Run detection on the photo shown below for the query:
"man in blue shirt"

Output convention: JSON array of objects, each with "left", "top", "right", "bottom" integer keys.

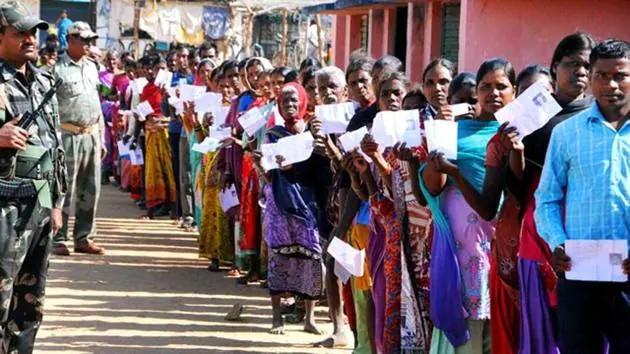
[
  {"left": 55, "top": 10, "right": 72, "bottom": 50},
  {"left": 535, "top": 39, "right": 630, "bottom": 354}
]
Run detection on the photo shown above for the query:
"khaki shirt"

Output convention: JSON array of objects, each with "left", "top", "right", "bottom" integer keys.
[{"left": 52, "top": 53, "right": 102, "bottom": 128}]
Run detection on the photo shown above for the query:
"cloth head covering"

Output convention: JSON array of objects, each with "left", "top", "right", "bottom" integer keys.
[
  {"left": 277, "top": 82, "right": 308, "bottom": 126},
  {"left": 244, "top": 57, "right": 273, "bottom": 94}
]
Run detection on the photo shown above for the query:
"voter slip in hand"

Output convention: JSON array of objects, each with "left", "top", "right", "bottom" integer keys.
[
  {"left": 495, "top": 81, "right": 562, "bottom": 139},
  {"left": 168, "top": 97, "right": 184, "bottom": 115},
  {"left": 134, "top": 101, "right": 154, "bottom": 122},
  {"left": 565, "top": 239, "right": 628, "bottom": 282},
  {"left": 424, "top": 120, "right": 458, "bottom": 160},
  {"left": 192, "top": 137, "right": 222, "bottom": 154},
  {"left": 129, "top": 147, "right": 144, "bottom": 166},
  {"left": 154, "top": 69, "right": 173, "bottom": 88},
  {"left": 315, "top": 102, "right": 356, "bottom": 134},
  {"left": 260, "top": 132, "right": 315, "bottom": 171},
  {"left": 338, "top": 126, "right": 372, "bottom": 162},
  {"left": 130, "top": 78, "right": 148, "bottom": 96},
  {"left": 194, "top": 92, "right": 223, "bottom": 114},
  {"left": 449, "top": 103, "right": 472, "bottom": 117},
  {"left": 179, "top": 84, "right": 205, "bottom": 102},
  {"left": 210, "top": 106, "right": 230, "bottom": 128},
  {"left": 219, "top": 184, "right": 240, "bottom": 212},
  {"left": 371, "top": 110, "right": 423, "bottom": 148},
  {"left": 117, "top": 140, "right": 131, "bottom": 157},
  {"left": 208, "top": 127, "right": 232, "bottom": 141},
  {"left": 238, "top": 107, "right": 267, "bottom": 137},
  {"left": 327, "top": 237, "right": 365, "bottom": 278}
]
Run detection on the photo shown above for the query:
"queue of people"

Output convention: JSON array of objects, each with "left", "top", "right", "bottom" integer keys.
[{"left": 88, "top": 31, "right": 630, "bottom": 354}]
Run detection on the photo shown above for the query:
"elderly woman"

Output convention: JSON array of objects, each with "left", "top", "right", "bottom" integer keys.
[{"left": 253, "top": 83, "right": 326, "bottom": 336}]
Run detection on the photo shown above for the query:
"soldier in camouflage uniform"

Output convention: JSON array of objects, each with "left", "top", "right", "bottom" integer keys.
[
  {"left": 0, "top": 2, "right": 67, "bottom": 352},
  {"left": 51, "top": 21, "right": 105, "bottom": 255}
]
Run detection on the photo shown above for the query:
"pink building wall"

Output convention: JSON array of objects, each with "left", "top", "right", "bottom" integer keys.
[{"left": 459, "top": 0, "right": 630, "bottom": 72}]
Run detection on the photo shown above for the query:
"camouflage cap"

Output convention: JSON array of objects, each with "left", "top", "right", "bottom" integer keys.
[
  {"left": 0, "top": 1, "right": 49, "bottom": 32},
  {"left": 67, "top": 21, "right": 97, "bottom": 39}
]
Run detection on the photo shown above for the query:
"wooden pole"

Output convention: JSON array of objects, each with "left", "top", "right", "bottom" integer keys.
[
  {"left": 280, "top": 9, "right": 288, "bottom": 66},
  {"left": 245, "top": 13, "right": 254, "bottom": 57},
  {"left": 133, "top": 0, "right": 141, "bottom": 59},
  {"left": 315, "top": 14, "right": 324, "bottom": 65},
  {"left": 303, "top": 15, "right": 309, "bottom": 61}
]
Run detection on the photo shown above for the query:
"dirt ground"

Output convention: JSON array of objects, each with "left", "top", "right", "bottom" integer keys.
[{"left": 36, "top": 185, "right": 353, "bottom": 354}]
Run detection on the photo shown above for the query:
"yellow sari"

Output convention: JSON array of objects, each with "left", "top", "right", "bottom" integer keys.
[
  {"left": 198, "top": 152, "right": 231, "bottom": 261},
  {"left": 145, "top": 120, "right": 177, "bottom": 210}
]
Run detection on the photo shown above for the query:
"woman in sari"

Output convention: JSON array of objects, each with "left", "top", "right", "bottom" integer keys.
[
  {"left": 252, "top": 82, "right": 325, "bottom": 336},
  {"left": 136, "top": 55, "right": 177, "bottom": 219},
  {"left": 357, "top": 71, "right": 431, "bottom": 353},
  {"left": 236, "top": 57, "right": 274, "bottom": 283},
  {"left": 201, "top": 68, "right": 236, "bottom": 270},
  {"left": 418, "top": 59, "right": 514, "bottom": 354}
]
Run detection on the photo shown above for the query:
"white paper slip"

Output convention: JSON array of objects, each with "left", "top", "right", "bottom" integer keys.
[
  {"left": 260, "top": 132, "right": 315, "bottom": 170},
  {"left": 209, "top": 127, "right": 232, "bottom": 141},
  {"left": 219, "top": 184, "right": 240, "bottom": 212},
  {"left": 335, "top": 260, "right": 352, "bottom": 284},
  {"left": 167, "top": 96, "right": 184, "bottom": 115},
  {"left": 238, "top": 107, "right": 267, "bottom": 137},
  {"left": 118, "top": 110, "right": 133, "bottom": 118},
  {"left": 178, "top": 78, "right": 187, "bottom": 87},
  {"left": 495, "top": 80, "right": 562, "bottom": 139},
  {"left": 180, "top": 84, "right": 205, "bottom": 102},
  {"left": 130, "top": 78, "right": 148, "bottom": 95},
  {"left": 117, "top": 140, "right": 131, "bottom": 156},
  {"left": 134, "top": 101, "right": 154, "bottom": 122},
  {"left": 210, "top": 105, "right": 230, "bottom": 127},
  {"left": 154, "top": 69, "right": 173, "bottom": 88},
  {"left": 450, "top": 103, "right": 471, "bottom": 117},
  {"left": 194, "top": 92, "right": 223, "bottom": 114},
  {"left": 327, "top": 237, "right": 365, "bottom": 277},
  {"left": 272, "top": 105, "right": 284, "bottom": 127},
  {"left": 425, "top": 120, "right": 458, "bottom": 160},
  {"left": 338, "top": 126, "right": 368, "bottom": 152},
  {"left": 371, "top": 110, "right": 423, "bottom": 148},
  {"left": 166, "top": 87, "right": 178, "bottom": 98},
  {"left": 129, "top": 147, "right": 144, "bottom": 166},
  {"left": 315, "top": 102, "right": 356, "bottom": 134},
  {"left": 192, "top": 137, "right": 221, "bottom": 154},
  {"left": 565, "top": 239, "right": 628, "bottom": 282}
]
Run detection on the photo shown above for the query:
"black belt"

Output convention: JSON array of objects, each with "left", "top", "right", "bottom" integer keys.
[{"left": 0, "top": 178, "right": 37, "bottom": 199}]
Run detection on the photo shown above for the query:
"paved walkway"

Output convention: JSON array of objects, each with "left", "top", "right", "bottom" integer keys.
[{"left": 36, "top": 185, "right": 352, "bottom": 354}]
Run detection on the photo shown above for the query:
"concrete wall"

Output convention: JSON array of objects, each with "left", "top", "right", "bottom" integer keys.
[{"left": 459, "top": 0, "right": 630, "bottom": 72}]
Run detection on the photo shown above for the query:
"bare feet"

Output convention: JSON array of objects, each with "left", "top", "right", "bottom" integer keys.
[
  {"left": 269, "top": 315, "right": 285, "bottom": 335},
  {"left": 313, "top": 332, "right": 350, "bottom": 348},
  {"left": 303, "top": 321, "right": 324, "bottom": 335}
]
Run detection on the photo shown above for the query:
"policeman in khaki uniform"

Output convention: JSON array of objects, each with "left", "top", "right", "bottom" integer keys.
[
  {"left": 0, "top": 2, "right": 67, "bottom": 352},
  {"left": 51, "top": 21, "right": 105, "bottom": 255}
]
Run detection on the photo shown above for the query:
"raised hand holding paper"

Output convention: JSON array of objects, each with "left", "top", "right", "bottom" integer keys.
[
  {"left": 425, "top": 120, "right": 458, "bottom": 160},
  {"left": 209, "top": 127, "right": 232, "bottom": 141},
  {"left": 371, "top": 110, "right": 422, "bottom": 148},
  {"left": 168, "top": 97, "right": 184, "bottom": 115},
  {"left": 565, "top": 240, "right": 628, "bottom": 282},
  {"left": 117, "top": 140, "right": 131, "bottom": 156},
  {"left": 210, "top": 106, "right": 230, "bottom": 127},
  {"left": 495, "top": 81, "right": 561, "bottom": 139},
  {"left": 238, "top": 107, "right": 267, "bottom": 136},
  {"left": 314, "top": 102, "right": 356, "bottom": 134}
]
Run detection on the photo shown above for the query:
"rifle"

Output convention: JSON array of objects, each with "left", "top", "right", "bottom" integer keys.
[{"left": 0, "top": 79, "right": 63, "bottom": 179}]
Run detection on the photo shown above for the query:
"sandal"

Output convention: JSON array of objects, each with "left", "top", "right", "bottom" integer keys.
[
  {"left": 207, "top": 258, "right": 221, "bottom": 272},
  {"left": 227, "top": 268, "right": 241, "bottom": 277},
  {"left": 225, "top": 303, "right": 244, "bottom": 321}
]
